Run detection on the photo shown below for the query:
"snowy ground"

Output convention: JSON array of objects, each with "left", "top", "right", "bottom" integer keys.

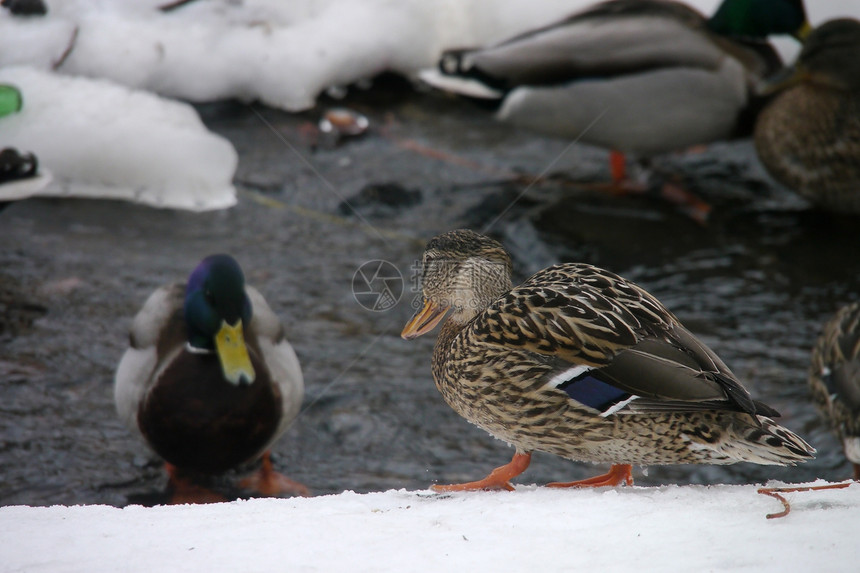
[{"left": 1, "top": 483, "right": 858, "bottom": 572}]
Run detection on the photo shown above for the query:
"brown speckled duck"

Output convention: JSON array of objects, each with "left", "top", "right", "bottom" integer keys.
[
  {"left": 754, "top": 18, "right": 860, "bottom": 213},
  {"left": 810, "top": 302, "right": 860, "bottom": 480},
  {"left": 115, "top": 254, "right": 308, "bottom": 502},
  {"left": 402, "top": 229, "right": 814, "bottom": 491}
]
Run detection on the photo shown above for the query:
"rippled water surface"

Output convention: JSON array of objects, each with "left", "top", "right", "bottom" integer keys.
[{"left": 2, "top": 79, "right": 859, "bottom": 506}]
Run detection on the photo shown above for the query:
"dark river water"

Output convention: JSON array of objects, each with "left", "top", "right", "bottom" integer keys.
[{"left": 2, "top": 77, "right": 858, "bottom": 506}]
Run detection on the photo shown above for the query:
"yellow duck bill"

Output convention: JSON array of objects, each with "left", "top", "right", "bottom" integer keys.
[
  {"left": 401, "top": 299, "right": 449, "bottom": 340},
  {"left": 215, "top": 320, "right": 256, "bottom": 385}
]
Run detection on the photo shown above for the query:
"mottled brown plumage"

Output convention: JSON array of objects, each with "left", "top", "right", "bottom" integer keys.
[
  {"left": 810, "top": 302, "right": 860, "bottom": 480},
  {"left": 403, "top": 230, "right": 814, "bottom": 491},
  {"left": 754, "top": 18, "right": 860, "bottom": 213}
]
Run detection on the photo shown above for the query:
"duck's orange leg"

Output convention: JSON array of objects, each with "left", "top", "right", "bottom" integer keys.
[
  {"left": 546, "top": 463, "right": 633, "bottom": 488},
  {"left": 239, "top": 451, "right": 311, "bottom": 497},
  {"left": 593, "top": 150, "right": 711, "bottom": 224},
  {"left": 165, "top": 463, "right": 227, "bottom": 505},
  {"left": 432, "top": 452, "right": 532, "bottom": 492},
  {"left": 609, "top": 150, "right": 628, "bottom": 187},
  {"left": 586, "top": 150, "right": 646, "bottom": 194},
  {"left": 597, "top": 151, "right": 641, "bottom": 193}
]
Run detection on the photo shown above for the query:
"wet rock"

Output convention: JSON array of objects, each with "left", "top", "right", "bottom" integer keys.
[
  {"left": 337, "top": 182, "right": 421, "bottom": 217},
  {"left": 0, "top": 360, "right": 45, "bottom": 384},
  {"left": 459, "top": 184, "right": 541, "bottom": 229},
  {"left": 0, "top": 273, "right": 47, "bottom": 341}
]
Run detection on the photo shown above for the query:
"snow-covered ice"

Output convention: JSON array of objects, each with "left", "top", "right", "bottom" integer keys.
[
  {"left": 0, "top": 66, "right": 237, "bottom": 211},
  {"left": 0, "top": 0, "right": 583, "bottom": 111},
  {"left": 1, "top": 483, "right": 857, "bottom": 572}
]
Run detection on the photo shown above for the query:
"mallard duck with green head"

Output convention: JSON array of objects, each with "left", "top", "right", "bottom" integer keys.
[
  {"left": 115, "top": 254, "right": 308, "bottom": 502},
  {"left": 754, "top": 18, "right": 860, "bottom": 213},
  {"left": 421, "top": 0, "right": 809, "bottom": 189},
  {"left": 810, "top": 302, "right": 860, "bottom": 480},
  {"left": 402, "top": 229, "right": 814, "bottom": 491}
]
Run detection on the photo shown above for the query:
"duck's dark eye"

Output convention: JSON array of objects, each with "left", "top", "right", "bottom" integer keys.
[{"left": 205, "top": 290, "right": 215, "bottom": 305}]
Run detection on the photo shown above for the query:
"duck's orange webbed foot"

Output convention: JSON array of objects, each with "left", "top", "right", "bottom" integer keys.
[
  {"left": 658, "top": 181, "right": 711, "bottom": 225},
  {"left": 546, "top": 463, "right": 634, "bottom": 488},
  {"left": 585, "top": 151, "right": 711, "bottom": 224},
  {"left": 431, "top": 452, "right": 532, "bottom": 492},
  {"left": 239, "top": 451, "right": 311, "bottom": 497},
  {"left": 164, "top": 463, "right": 227, "bottom": 505}
]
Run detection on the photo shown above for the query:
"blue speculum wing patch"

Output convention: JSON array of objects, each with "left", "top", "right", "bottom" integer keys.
[{"left": 558, "top": 374, "right": 631, "bottom": 412}]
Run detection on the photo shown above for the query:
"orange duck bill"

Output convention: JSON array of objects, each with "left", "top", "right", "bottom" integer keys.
[{"left": 401, "top": 299, "right": 449, "bottom": 340}]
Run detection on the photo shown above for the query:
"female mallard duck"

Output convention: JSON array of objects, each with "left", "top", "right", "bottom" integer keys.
[
  {"left": 754, "top": 18, "right": 860, "bottom": 213},
  {"left": 421, "top": 0, "right": 808, "bottom": 186},
  {"left": 402, "top": 229, "right": 814, "bottom": 491},
  {"left": 810, "top": 302, "right": 860, "bottom": 480},
  {"left": 115, "top": 254, "right": 308, "bottom": 501}
]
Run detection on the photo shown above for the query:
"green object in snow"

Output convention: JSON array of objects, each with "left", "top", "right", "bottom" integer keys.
[{"left": 0, "top": 84, "right": 23, "bottom": 117}]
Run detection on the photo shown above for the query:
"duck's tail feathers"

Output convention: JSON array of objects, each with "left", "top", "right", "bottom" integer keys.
[
  {"left": 418, "top": 68, "right": 503, "bottom": 100},
  {"left": 728, "top": 416, "right": 816, "bottom": 466}
]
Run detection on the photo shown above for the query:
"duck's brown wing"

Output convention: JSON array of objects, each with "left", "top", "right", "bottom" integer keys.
[{"left": 467, "top": 263, "right": 766, "bottom": 419}]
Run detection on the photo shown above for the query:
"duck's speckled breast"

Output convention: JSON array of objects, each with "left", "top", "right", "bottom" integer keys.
[{"left": 433, "top": 318, "right": 591, "bottom": 453}]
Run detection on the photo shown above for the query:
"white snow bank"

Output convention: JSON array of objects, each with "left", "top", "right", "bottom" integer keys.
[
  {"left": 0, "top": 0, "right": 582, "bottom": 112},
  {"left": 0, "top": 66, "right": 237, "bottom": 210},
  {"left": 1, "top": 483, "right": 857, "bottom": 572},
  {"left": 0, "top": 1, "right": 853, "bottom": 112}
]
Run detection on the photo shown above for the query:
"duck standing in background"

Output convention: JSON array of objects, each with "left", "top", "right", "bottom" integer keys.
[
  {"left": 810, "top": 302, "right": 860, "bottom": 480},
  {"left": 754, "top": 18, "right": 860, "bottom": 213},
  {"left": 115, "top": 254, "right": 308, "bottom": 502},
  {"left": 402, "top": 229, "right": 814, "bottom": 491},
  {"left": 421, "top": 0, "right": 809, "bottom": 193}
]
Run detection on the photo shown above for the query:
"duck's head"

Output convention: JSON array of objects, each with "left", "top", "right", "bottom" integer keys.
[
  {"left": 795, "top": 19, "right": 860, "bottom": 90},
  {"left": 401, "top": 229, "right": 512, "bottom": 340},
  {"left": 708, "top": 0, "right": 810, "bottom": 41},
  {"left": 761, "top": 19, "right": 860, "bottom": 95},
  {"left": 184, "top": 254, "right": 256, "bottom": 385}
]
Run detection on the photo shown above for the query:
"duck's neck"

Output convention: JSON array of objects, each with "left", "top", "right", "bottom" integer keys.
[
  {"left": 431, "top": 288, "right": 512, "bottom": 383},
  {"left": 432, "top": 317, "right": 466, "bottom": 383},
  {"left": 430, "top": 263, "right": 513, "bottom": 380}
]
